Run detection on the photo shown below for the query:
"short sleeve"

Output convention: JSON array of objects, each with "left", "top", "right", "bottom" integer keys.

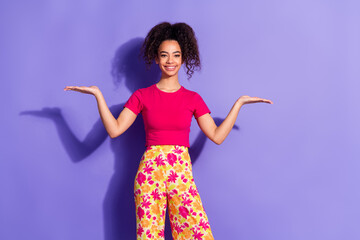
[
  {"left": 193, "top": 93, "right": 211, "bottom": 119},
  {"left": 124, "top": 90, "right": 143, "bottom": 115}
]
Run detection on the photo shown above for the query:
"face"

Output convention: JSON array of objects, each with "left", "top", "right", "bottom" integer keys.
[{"left": 155, "top": 40, "right": 182, "bottom": 77}]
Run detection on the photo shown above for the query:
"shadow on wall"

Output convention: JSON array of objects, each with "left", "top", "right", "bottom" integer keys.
[{"left": 20, "top": 37, "right": 222, "bottom": 240}]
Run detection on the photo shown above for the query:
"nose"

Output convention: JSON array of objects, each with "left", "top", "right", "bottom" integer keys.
[{"left": 166, "top": 56, "right": 174, "bottom": 63}]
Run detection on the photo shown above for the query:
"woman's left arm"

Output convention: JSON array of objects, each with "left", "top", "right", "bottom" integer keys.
[{"left": 196, "top": 96, "right": 273, "bottom": 145}]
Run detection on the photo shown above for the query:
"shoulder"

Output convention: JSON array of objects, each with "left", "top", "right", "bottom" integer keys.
[
  {"left": 181, "top": 87, "right": 205, "bottom": 103},
  {"left": 181, "top": 87, "right": 201, "bottom": 98},
  {"left": 133, "top": 84, "right": 155, "bottom": 97}
]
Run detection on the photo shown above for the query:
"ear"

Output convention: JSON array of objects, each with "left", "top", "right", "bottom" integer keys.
[{"left": 155, "top": 56, "right": 159, "bottom": 64}]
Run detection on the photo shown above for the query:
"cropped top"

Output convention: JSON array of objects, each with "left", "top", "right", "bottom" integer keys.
[{"left": 124, "top": 84, "right": 211, "bottom": 147}]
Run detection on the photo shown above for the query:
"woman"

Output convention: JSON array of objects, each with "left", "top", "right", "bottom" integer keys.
[{"left": 65, "top": 22, "right": 272, "bottom": 240}]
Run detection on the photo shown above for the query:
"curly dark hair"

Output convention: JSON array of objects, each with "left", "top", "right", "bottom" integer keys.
[{"left": 141, "top": 22, "right": 201, "bottom": 79}]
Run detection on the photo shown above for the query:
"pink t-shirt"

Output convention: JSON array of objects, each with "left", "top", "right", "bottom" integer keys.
[{"left": 124, "top": 84, "right": 211, "bottom": 147}]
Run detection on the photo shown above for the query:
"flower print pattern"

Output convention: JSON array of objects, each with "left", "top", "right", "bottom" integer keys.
[
  {"left": 179, "top": 206, "right": 190, "bottom": 219},
  {"left": 143, "top": 163, "right": 155, "bottom": 174},
  {"left": 168, "top": 170, "right": 179, "bottom": 183},
  {"left": 182, "top": 197, "right": 193, "bottom": 207},
  {"left": 189, "top": 185, "right": 198, "bottom": 197},
  {"left": 141, "top": 198, "right": 151, "bottom": 209},
  {"left": 137, "top": 224, "right": 144, "bottom": 236},
  {"left": 134, "top": 145, "right": 214, "bottom": 240},
  {"left": 154, "top": 155, "right": 165, "bottom": 167},
  {"left": 167, "top": 153, "right": 177, "bottom": 166},
  {"left": 193, "top": 229, "right": 205, "bottom": 240},
  {"left": 151, "top": 188, "right": 161, "bottom": 201},
  {"left": 173, "top": 146, "right": 184, "bottom": 155},
  {"left": 136, "top": 172, "right": 146, "bottom": 186},
  {"left": 137, "top": 206, "right": 145, "bottom": 220},
  {"left": 199, "top": 218, "right": 210, "bottom": 231}
]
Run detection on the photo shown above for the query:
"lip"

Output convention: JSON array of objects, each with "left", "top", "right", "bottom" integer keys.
[{"left": 164, "top": 66, "right": 177, "bottom": 71}]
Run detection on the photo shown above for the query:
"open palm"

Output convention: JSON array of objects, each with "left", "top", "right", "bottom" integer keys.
[
  {"left": 64, "top": 85, "right": 100, "bottom": 95},
  {"left": 238, "top": 95, "right": 273, "bottom": 105}
]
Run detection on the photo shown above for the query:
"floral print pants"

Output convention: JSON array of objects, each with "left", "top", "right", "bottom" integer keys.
[{"left": 134, "top": 145, "right": 214, "bottom": 240}]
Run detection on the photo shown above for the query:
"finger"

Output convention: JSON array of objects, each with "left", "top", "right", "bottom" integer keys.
[
  {"left": 252, "top": 97, "right": 271, "bottom": 103},
  {"left": 64, "top": 86, "right": 78, "bottom": 91},
  {"left": 250, "top": 99, "right": 272, "bottom": 104},
  {"left": 65, "top": 86, "right": 85, "bottom": 91},
  {"left": 263, "top": 99, "right": 273, "bottom": 104}
]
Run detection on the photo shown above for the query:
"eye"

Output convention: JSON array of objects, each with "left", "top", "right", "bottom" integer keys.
[
  {"left": 160, "top": 54, "right": 167, "bottom": 58},
  {"left": 175, "top": 54, "right": 181, "bottom": 58}
]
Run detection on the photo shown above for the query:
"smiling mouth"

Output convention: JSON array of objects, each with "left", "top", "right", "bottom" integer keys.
[{"left": 164, "top": 66, "right": 176, "bottom": 71}]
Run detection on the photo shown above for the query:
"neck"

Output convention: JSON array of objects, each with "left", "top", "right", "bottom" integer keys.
[{"left": 157, "top": 74, "right": 181, "bottom": 89}]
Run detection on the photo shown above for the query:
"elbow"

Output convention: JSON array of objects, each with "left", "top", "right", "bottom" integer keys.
[
  {"left": 213, "top": 137, "right": 224, "bottom": 145},
  {"left": 109, "top": 134, "right": 117, "bottom": 139},
  {"left": 211, "top": 131, "right": 224, "bottom": 145},
  {"left": 108, "top": 126, "right": 126, "bottom": 139},
  {"left": 215, "top": 140, "right": 223, "bottom": 145},
  {"left": 109, "top": 131, "right": 120, "bottom": 139}
]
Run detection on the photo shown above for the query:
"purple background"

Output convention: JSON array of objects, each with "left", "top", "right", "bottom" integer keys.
[{"left": 1, "top": 0, "right": 360, "bottom": 239}]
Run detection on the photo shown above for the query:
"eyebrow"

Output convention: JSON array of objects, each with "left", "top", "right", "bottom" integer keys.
[{"left": 159, "top": 51, "right": 181, "bottom": 54}]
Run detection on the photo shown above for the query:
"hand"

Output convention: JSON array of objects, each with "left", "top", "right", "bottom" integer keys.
[
  {"left": 64, "top": 86, "right": 100, "bottom": 96},
  {"left": 237, "top": 95, "right": 273, "bottom": 105}
]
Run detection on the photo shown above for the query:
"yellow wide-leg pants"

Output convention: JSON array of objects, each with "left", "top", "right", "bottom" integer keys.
[{"left": 134, "top": 145, "right": 214, "bottom": 240}]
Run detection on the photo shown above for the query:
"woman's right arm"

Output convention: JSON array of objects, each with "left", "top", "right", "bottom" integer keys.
[{"left": 64, "top": 86, "right": 137, "bottom": 138}]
